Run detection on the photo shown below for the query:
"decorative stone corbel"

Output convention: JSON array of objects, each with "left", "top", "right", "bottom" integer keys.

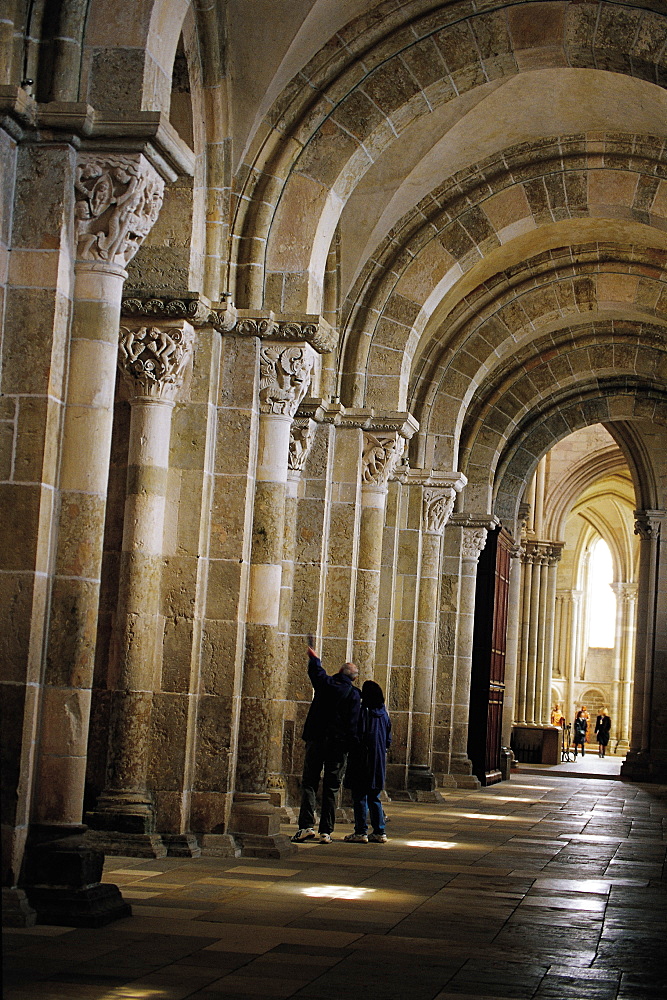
[
  {"left": 118, "top": 322, "right": 195, "bottom": 401},
  {"left": 75, "top": 154, "right": 165, "bottom": 266}
]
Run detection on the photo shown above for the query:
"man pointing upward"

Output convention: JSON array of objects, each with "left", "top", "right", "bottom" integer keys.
[{"left": 292, "top": 644, "right": 360, "bottom": 844}]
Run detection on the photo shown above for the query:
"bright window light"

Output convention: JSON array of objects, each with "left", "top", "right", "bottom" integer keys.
[
  {"left": 587, "top": 538, "right": 616, "bottom": 648},
  {"left": 301, "top": 885, "right": 375, "bottom": 900},
  {"left": 405, "top": 840, "right": 457, "bottom": 849}
]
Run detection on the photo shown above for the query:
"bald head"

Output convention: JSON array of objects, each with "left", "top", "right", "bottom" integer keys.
[{"left": 339, "top": 661, "right": 358, "bottom": 681}]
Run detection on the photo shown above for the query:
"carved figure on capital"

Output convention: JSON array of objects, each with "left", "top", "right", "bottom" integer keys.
[
  {"left": 259, "top": 345, "right": 313, "bottom": 417},
  {"left": 118, "top": 324, "right": 194, "bottom": 400},
  {"left": 461, "top": 527, "right": 487, "bottom": 561},
  {"left": 75, "top": 154, "right": 164, "bottom": 266},
  {"left": 423, "top": 488, "right": 456, "bottom": 535},
  {"left": 362, "top": 432, "right": 405, "bottom": 487},
  {"left": 288, "top": 421, "right": 315, "bottom": 473}
]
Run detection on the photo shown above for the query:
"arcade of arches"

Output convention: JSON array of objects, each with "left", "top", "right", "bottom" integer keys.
[{"left": 2, "top": 0, "right": 667, "bottom": 927}]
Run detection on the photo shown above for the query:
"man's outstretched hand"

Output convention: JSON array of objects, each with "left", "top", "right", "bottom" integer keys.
[{"left": 307, "top": 645, "right": 317, "bottom": 658}]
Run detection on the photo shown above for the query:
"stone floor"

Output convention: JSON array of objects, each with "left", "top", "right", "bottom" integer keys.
[{"left": 4, "top": 771, "right": 667, "bottom": 1000}]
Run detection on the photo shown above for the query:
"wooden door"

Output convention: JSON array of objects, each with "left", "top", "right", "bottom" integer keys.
[{"left": 467, "top": 526, "right": 512, "bottom": 785}]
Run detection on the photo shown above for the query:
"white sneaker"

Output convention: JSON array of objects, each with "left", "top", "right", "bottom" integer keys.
[
  {"left": 291, "top": 828, "right": 316, "bottom": 843},
  {"left": 368, "top": 832, "right": 387, "bottom": 843},
  {"left": 319, "top": 832, "right": 332, "bottom": 843},
  {"left": 344, "top": 833, "right": 368, "bottom": 843}
]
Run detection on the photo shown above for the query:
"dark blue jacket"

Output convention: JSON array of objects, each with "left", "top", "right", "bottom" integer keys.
[
  {"left": 345, "top": 704, "right": 392, "bottom": 790},
  {"left": 301, "top": 655, "right": 361, "bottom": 746}
]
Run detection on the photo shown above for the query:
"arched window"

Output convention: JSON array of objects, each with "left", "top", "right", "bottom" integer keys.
[{"left": 587, "top": 538, "right": 616, "bottom": 648}]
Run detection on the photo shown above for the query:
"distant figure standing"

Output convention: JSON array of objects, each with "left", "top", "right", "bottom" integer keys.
[
  {"left": 551, "top": 703, "right": 564, "bottom": 727},
  {"left": 292, "top": 645, "right": 360, "bottom": 844},
  {"left": 580, "top": 704, "right": 591, "bottom": 742},
  {"left": 343, "top": 680, "right": 392, "bottom": 844},
  {"left": 595, "top": 709, "right": 612, "bottom": 758},
  {"left": 573, "top": 710, "right": 588, "bottom": 758}
]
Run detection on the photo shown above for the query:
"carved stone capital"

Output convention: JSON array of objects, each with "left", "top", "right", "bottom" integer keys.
[
  {"left": 118, "top": 322, "right": 195, "bottom": 400},
  {"left": 288, "top": 419, "right": 316, "bottom": 473},
  {"left": 259, "top": 343, "right": 314, "bottom": 417},
  {"left": 461, "top": 527, "right": 487, "bottom": 561},
  {"left": 236, "top": 311, "right": 337, "bottom": 354},
  {"left": 610, "top": 581, "right": 638, "bottom": 605},
  {"left": 362, "top": 432, "right": 406, "bottom": 488},
  {"left": 75, "top": 153, "right": 164, "bottom": 266},
  {"left": 423, "top": 488, "right": 456, "bottom": 535},
  {"left": 634, "top": 510, "right": 665, "bottom": 541},
  {"left": 122, "top": 291, "right": 237, "bottom": 332}
]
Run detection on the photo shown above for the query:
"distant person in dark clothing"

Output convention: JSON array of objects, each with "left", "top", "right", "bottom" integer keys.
[
  {"left": 292, "top": 645, "right": 360, "bottom": 844},
  {"left": 344, "top": 680, "right": 392, "bottom": 843},
  {"left": 573, "top": 710, "right": 588, "bottom": 758},
  {"left": 595, "top": 708, "right": 612, "bottom": 757}
]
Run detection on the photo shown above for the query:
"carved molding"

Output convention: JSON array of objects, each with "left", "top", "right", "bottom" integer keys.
[
  {"left": 288, "top": 420, "right": 316, "bottom": 472},
  {"left": 362, "top": 432, "right": 405, "bottom": 487},
  {"left": 423, "top": 488, "right": 456, "bottom": 535},
  {"left": 75, "top": 154, "right": 164, "bottom": 265},
  {"left": 461, "top": 527, "right": 487, "bottom": 561},
  {"left": 118, "top": 323, "right": 194, "bottom": 400},
  {"left": 259, "top": 344, "right": 314, "bottom": 417},
  {"left": 122, "top": 292, "right": 237, "bottom": 332},
  {"left": 236, "top": 311, "right": 337, "bottom": 354}
]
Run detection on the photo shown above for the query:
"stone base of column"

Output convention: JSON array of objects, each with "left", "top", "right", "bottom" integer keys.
[
  {"left": 200, "top": 834, "right": 241, "bottom": 858},
  {"left": 27, "top": 883, "right": 131, "bottom": 928},
  {"left": 84, "top": 830, "right": 167, "bottom": 857},
  {"left": 407, "top": 765, "right": 437, "bottom": 792},
  {"left": 449, "top": 755, "right": 482, "bottom": 789},
  {"left": 85, "top": 791, "right": 167, "bottom": 856},
  {"left": 20, "top": 825, "right": 131, "bottom": 927},
  {"left": 2, "top": 887, "right": 37, "bottom": 927},
  {"left": 621, "top": 750, "right": 667, "bottom": 783},
  {"left": 162, "top": 834, "right": 202, "bottom": 857},
  {"left": 228, "top": 793, "right": 297, "bottom": 858}
]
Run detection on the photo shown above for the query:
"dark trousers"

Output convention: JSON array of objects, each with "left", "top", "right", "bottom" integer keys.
[
  {"left": 352, "top": 786, "right": 384, "bottom": 835},
  {"left": 297, "top": 739, "right": 347, "bottom": 834}
]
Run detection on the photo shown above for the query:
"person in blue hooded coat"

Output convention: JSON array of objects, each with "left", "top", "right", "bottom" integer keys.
[{"left": 344, "top": 680, "right": 392, "bottom": 843}]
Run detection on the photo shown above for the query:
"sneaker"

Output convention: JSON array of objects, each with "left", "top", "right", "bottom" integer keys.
[
  {"left": 291, "top": 828, "right": 316, "bottom": 843},
  {"left": 319, "top": 832, "right": 332, "bottom": 844},
  {"left": 368, "top": 832, "right": 387, "bottom": 843},
  {"left": 344, "top": 832, "right": 368, "bottom": 843}
]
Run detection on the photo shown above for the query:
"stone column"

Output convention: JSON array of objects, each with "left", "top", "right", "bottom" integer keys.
[
  {"left": 501, "top": 542, "right": 523, "bottom": 749},
  {"left": 87, "top": 320, "right": 194, "bottom": 855},
  {"left": 524, "top": 546, "right": 545, "bottom": 725},
  {"left": 407, "top": 485, "right": 456, "bottom": 794},
  {"left": 614, "top": 583, "right": 637, "bottom": 748},
  {"left": 540, "top": 545, "right": 563, "bottom": 725},
  {"left": 446, "top": 515, "right": 495, "bottom": 788},
  {"left": 266, "top": 415, "right": 317, "bottom": 805},
  {"left": 534, "top": 551, "right": 549, "bottom": 724},
  {"left": 230, "top": 340, "right": 314, "bottom": 856},
  {"left": 24, "top": 154, "right": 163, "bottom": 924},
  {"left": 353, "top": 419, "right": 417, "bottom": 682},
  {"left": 515, "top": 550, "right": 533, "bottom": 725},
  {"left": 622, "top": 511, "right": 665, "bottom": 780}
]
